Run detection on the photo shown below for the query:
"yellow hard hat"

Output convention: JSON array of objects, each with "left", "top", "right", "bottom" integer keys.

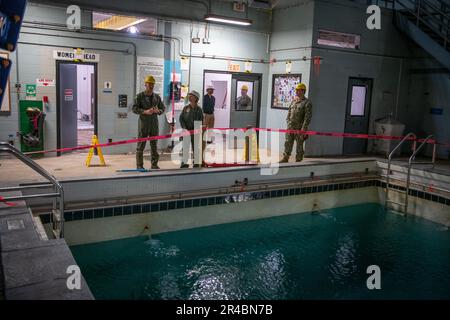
[
  {"left": 241, "top": 85, "right": 249, "bottom": 91},
  {"left": 296, "top": 83, "right": 307, "bottom": 91},
  {"left": 144, "top": 75, "right": 156, "bottom": 84}
]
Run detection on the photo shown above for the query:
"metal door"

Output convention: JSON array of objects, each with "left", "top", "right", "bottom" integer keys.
[
  {"left": 230, "top": 75, "right": 260, "bottom": 129},
  {"left": 343, "top": 78, "right": 373, "bottom": 155},
  {"left": 58, "top": 63, "right": 78, "bottom": 151},
  {"left": 228, "top": 74, "right": 261, "bottom": 149}
]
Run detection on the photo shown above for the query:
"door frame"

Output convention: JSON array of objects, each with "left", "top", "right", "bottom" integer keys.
[
  {"left": 342, "top": 77, "right": 374, "bottom": 155},
  {"left": 56, "top": 60, "right": 98, "bottom": 156},
  {"left": 203, "top": 70, "right": 263, "bottom": 128}
]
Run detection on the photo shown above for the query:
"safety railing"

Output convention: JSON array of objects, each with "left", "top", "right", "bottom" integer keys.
[
  {"left": 385, "top": 132, "right": 437, "bottom": 214},
  {"left": 405, "top": 134, "right": 436, "bottom": 213},
  {"left": 0, "top": 142, "right": 64, "bottom": 238},
  {"left": 385, "top": 132, "right": 416, "bottom": 211},
  {"left": 394, "top": 0, "right": 449, "bottom": 48}
]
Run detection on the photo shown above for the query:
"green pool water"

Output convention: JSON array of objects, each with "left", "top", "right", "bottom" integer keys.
[{"left": 70, "top": 203, "right": 450, "bottom": 300}]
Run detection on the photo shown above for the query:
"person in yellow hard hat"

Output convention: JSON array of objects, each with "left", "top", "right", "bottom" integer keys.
[
  {"left": 236, "top": 84, "right": 252, "bottom": 111},
  {"left": 132, "top": 75, "right": 165, "bottom": 169},
  {"left": 280, "top": 83, "right": 312, "bottom": 163},
  {"left": 179, "top": 90, "right": 205, "bottom": 168}
]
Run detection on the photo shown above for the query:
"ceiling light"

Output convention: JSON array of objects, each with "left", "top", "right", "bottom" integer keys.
[
  {"left": 204, "top": 14, "right": 252, "bottom": 26},
  {"left": 128, "top": 26, "right": 139, "bottom": 34},
  {"left": 116, "top": 18, "right": 147, "bottom": 31}
]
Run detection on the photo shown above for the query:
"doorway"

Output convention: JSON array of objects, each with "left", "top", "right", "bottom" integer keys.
[
  {"left": 343, "top": 77, "right": 373, "bottom": 155},
  {"left": 56, "top": 61, "right": 97, "bottom": 155},
  {"left": 203, "top": 71, "right": 262, "bottom": 129},
  {"left": 230, "top": 74, "right": 261, "bottom": 129}
]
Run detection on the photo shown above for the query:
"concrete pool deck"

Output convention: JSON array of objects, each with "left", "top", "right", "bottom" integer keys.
[
  {"left": 0, "top": 191, "right": 93, "bottom": 300},
  {"left": 1, "top": 150, "right": 448, "bottom": 186}
]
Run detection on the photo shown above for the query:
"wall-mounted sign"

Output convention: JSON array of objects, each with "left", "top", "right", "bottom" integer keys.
[
  {"left": 430, "top": 108, "right": 443, "bottom": 115},
  {"left": 64, "top": 89, "right": 73, "bottom": 101},
  {"left": 53, "top": 50, "right": 100, "bottom": 62},
  {"left": 180, "top": 56, "right": 189, "bottom": 71},
  {"left": 227, "top": 62, "right": 241, "bottom": 72},
  {"left": 245, "top": 61, "right": 252, "bottom": 73},
  {"left": 118, "top": 94, "right": 128, "bottom": 108},
  {"left": 285, "top": 61, "right": 292, "bottom": 74},
  {"left": 26, "top": 84, "right": 36, "bottom": 100},
  {"left": 36, "top": 78, "right": 55, "bottom": 87},
  {"left": 136, "top": 56, "right": 164, "bottom": 95}
]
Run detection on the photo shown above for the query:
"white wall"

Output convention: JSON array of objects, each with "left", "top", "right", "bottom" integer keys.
[
  {"left": 77, "top": 65, "right": 94, "bottom": 118},
  {"left": 263, "top": 1, "right": 315, "bottom": 153}
]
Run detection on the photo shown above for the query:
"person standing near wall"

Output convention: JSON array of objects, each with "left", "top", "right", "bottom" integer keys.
[
  {"left": 280, "top": 83, "right": 312, "bottom": 163},
  {"left": 203, "top": 85, "right": 215, "bottom": 143},
  {"left": 132, "top": 75, "right": 165, "bottom": 170},
  {"left": 180, "top": 90, "right": 204, "bottom": 168},
  {"left": 236, "top": 85, "right": 252, "bottom": 110}
]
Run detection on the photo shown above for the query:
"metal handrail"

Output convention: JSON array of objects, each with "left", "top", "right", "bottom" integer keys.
[
  {"left": 396, "top": 0, "right": 450, "bottom": 25},
  {"left": 405, "top": 134, "right": 435, "bottom": 213},
  {"left": 385, "top": 132, "right": 417, "bottom": 208},
  {"left": 395, "top": 0, "right": 449, "bottom": 44},
  {"left": 0, "top": 142, "right": 65, "bottom": 237}
]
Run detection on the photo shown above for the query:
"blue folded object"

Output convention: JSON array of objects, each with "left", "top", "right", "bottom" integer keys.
[
  {"left": 0, "top": 0, "right": 28, "bottom": 52},
  {"left": 0, "top": 56, "right": 11, "bottom": 101}
]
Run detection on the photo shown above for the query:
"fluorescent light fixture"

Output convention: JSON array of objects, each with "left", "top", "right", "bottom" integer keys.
[
  {"left": 128, "top": 26, "right": 139, "bottom": 34},
  {"left": 116, "top": 18, "right": 147, "bottom": 31},
  {"left": 204, "top": 14, "right": 252, "bottom": 26}
]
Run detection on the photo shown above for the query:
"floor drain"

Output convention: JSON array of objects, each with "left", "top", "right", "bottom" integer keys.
[{"left": 7, "top": 219, "right": 25, "bottom": 231}]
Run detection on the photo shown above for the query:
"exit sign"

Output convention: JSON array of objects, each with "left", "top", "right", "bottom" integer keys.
[
  {"left": 233, "top": 2, "right": 246, "bottom": 12},
  {"left": 228, "top": 62, "right": 241, "bottom": 72}
]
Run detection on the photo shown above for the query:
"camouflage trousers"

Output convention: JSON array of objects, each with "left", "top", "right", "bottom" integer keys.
[
  {"left": 136, "top": 124, "right": 159, "bottom": 168},
  {"left": 283, "top": 133, "right": 305, "bottom": 161}
]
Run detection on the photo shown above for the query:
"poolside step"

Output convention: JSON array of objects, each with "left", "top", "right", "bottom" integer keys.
[
  {"left": 386, "top": 200, "right": 406, "bottom": 207},
  {"left": 51, "top": 209, "right": 62, "bottom": 239},
  {"left": 52, "top": 209, "right": 61, "bottom": 222}
]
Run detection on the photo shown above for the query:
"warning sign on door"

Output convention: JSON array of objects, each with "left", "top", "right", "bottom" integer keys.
[{"left": 64, "top": 89, "right": 73, "bottom": 101}]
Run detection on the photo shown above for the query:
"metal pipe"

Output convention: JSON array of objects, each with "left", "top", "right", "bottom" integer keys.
[
  {"left": 59, "top": 187, "right": 65, "bottom": 238},
  {"left": 0, "top": 193, "right": 61, "bottom": 202},
  {"left": 22, "top": 21, "right": 270, "bottom": 65},
  {"left": 15, "top": 45, "right": 20, "bottom": 102},
  {"left": 0, "top": 184, "right": 54, "bottom": 192},
  {"left": 18, "top": 40, "right": 128, "bottom": 54},
  {"left": 395, "top": 58, "right": 403, "bottom": 119}
]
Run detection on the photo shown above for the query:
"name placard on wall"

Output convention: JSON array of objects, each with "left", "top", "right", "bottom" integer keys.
[{"left": 53, "top": 50, "right": 100, "bottom": 63}]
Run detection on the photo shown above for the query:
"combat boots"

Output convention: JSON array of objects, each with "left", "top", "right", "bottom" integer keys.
[{"left": 279, "top": 156, "right": 289, "bottom": 163}]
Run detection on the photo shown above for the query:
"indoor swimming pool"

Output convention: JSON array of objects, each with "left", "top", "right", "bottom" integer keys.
[{"left": 70, "top": 203, "right": 450, "bottom": 300}]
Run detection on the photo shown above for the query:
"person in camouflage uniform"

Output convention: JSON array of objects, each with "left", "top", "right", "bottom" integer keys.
[
  {"left": 132, "top": 75, "right": 165, "bottom": 169},
  {"left": 236, "top": 84, "right": 253, "bottom": 110},
  {"left": 179, "top": 90, "right": 205, "bottom": 168},
  {"left": 280, "top": 83, "right": 312, "bottom": 163}
]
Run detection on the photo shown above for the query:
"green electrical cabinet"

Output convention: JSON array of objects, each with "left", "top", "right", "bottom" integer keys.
[{"left": 19, "top": 100, "right": 45, "bottom": 155}]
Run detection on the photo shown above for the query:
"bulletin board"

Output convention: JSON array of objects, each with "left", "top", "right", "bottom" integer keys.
[
  {"left": 0, "top": 52, "right": 11, "bottom": 115},
  {"left": 271, "top": 74, "right": 302, "bottom": 110}
]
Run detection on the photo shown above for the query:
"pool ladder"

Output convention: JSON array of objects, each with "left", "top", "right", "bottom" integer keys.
[
  {"left": 0, "top": 142, "right": 65, "bottom": 238},
  {"left": 385, "top": 133, "right": 436, "bottom": 214}
]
